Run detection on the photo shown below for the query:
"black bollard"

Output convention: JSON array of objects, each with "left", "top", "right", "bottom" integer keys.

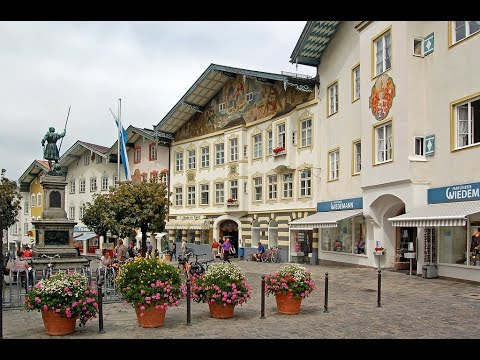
[
  {"left": 97, "top": 280, "right": 105, "bottom": 333},
  {"left": 324, "top": 272, "right": 329, "bottom": 313},
  {"left": 0, "top": 216, "right": 4, "bottom": 339},
  {"left": 260, "top": 275, "right": 266, "bottom": 319},
  {"left": 186, "top": 278, "right": 191, "bottom": 326},
  {"left": 377, "top": 269, "right": 382, "bottom": 308}
]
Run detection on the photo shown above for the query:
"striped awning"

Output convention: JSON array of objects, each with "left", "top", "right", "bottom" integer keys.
[
  {"left": 388, "top": 200, "right": 480, "bottom": 227},
  {"left": 75, "top": 233, "right": 98, "bottom": 241},
  {"left": 165, "top": 219, "right": 210, "bottom": 230},
  {"left": 289, "top": 209, "right": 363, "bottom": 230}
]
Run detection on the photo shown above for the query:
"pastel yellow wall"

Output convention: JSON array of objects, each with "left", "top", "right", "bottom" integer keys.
[{"left": 30, "top": 175, "right": 44, "bottom": 219}]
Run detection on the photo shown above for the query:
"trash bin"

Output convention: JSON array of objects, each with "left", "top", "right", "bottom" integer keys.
[
  {"left": 238, "top": 247, "right": 244, "bottom": 260},
  {"left": 422, "top": 264, "right": 438, "bottom": 279}
]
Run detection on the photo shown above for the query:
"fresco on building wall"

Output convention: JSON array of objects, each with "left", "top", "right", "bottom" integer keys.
[
  {"left": 369, "top": 73, "right": 396, "bottom": 121},
  {"left": 175, "top": 75, "right": 314, "bottom": 141}
]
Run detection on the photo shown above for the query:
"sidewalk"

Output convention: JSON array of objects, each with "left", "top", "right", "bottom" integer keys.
[{"left": 2, "top": 259, "right": 480, "bottom": 339}]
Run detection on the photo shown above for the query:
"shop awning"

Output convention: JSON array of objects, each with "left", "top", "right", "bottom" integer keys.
[
  {"left": 73, "top": 232, "right": 83, "bottom": 238},
  {"left": 75, "top": 233, "right": 98, "bottom": 241},
  {"left": 388, "top": 200, "right": 480, "bottom": 227},
  {"left": 165, "top": 219, "right": 210, "bottom": 230},
  {"left": 289, "top": 209, "right": 363, "bottom": 230}
]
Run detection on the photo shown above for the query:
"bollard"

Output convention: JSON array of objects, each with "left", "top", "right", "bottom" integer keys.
[
  {"left": 324, "top": 272, "right": 329, "bottom": 313},
  {"left": 0, "top": 249, "right": 3, "bottom": 339},
  {"left": 97, "top": 280, "right": 105, "bottom": 333},
  {"left": 186, "top": 278, "right": 192, "bottom": 326},
  {"left": 377, "top": 269, "right": 382, "bottom": 308},
  {"left": 260, "top": 275, "right": 266, "bottom": 319}
]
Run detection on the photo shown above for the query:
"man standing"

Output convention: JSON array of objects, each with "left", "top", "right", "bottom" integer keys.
[
  {"left": 115, "top": 239, "right": 128, "bottom": 261},
  {"left": 211, "top": 238, "right": 220, "bottom": 260},
  {"left": 222, "top": 238, "right": 232, "bottom": 263}
]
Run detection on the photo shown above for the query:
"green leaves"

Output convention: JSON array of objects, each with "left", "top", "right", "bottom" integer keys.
[{"left": 0, "top": 174, "right": 22, "bottom": 230}]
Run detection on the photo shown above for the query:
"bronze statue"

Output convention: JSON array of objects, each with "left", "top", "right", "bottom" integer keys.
[{"left": 42, "top": 127, "right": 65, "bottom": 173}]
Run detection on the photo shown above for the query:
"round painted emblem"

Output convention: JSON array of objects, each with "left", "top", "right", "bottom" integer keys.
[{"left": 369, "top": 73, "right": 395, "bottom": 121}]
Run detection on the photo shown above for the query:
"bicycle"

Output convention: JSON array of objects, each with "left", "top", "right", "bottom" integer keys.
[
  {"left": 81, "top": 258, "right": 93, "bottom": 286},
  {"left": 177, "top": 252, "right": 192, "bottom": 279},
  {"left": 188, "top": 253, "right": 213, "bottom": 277},
  {"left": 261, "top": 246, "right": 280, "bottom": 263},
  {"left": 40, "top": 254, "right": 60, "bottom": 279}
]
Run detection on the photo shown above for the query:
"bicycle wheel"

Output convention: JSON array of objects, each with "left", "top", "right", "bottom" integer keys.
[{"left": 261, "top": 252, "right": 268, "bottom": 262}]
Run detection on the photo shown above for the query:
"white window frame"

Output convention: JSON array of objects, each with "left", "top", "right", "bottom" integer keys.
[
  {"left": 175, "top": 187, "right": 183, "bottom": 206},
  {"left": 113, "top": 175, "right": 118, "bottom": 188},
  {"left": 253, "top": 177, "right": 263, "bottom": 201},
  {"left": 79, "top": 179, "right": 86, "bottom": 193},
  {"left": 328, "top": 82, "right": 339, "bottom": 116},
  {"left": 150, "top": 144, "right": 157, "bottom": 160},
  {"left": 96, "top": 154, "right": 103, "bottom": 164},
  {"left": 215, "top": 143, "right": 225, "bottom": 165},
  {"left": 230, "top": 138, "right": 238, "bottom": 161},
  {"left": 375, "top": 121, "right": 393, "bottom": 164},
  {"left": 175, "top": 152, "right": 184, "bottom": 171},
  {"left": 219, "top": 102, "right": 226, "bottom": 112},
  {"left": 187, "top": 186, "right": 196, "bottom": 206},
  {"left": 452, "top": 21, "right": 480, "bottom": 45},
  {"left": 84, "top": 155, "right": 90, "bottom": 166},
  {"left": 353, "top": 65, "right": 360, "bottom": 100},
  {"left": 300, "top": 119, "right": 312, "bottom": 147},
  {"left": 253, "top": 134, "right": 262, "bottom": 159},
  {"left": 277, "top": 123, "right": 286, "bottom": 148},
  {"left": 329, "top": 149, "right": 340, "bottom": 181},
  {"left": 69, "top": 180, "right": 75, "bottom": 194},
  {"left": 69, "top": 206, "right": 75, "bottom": 220},
  {"left": 200, "top": 184, "right": 209, "bottom": 205},
  {"left": 414, "top": 136, "right": 425, "bottom": 156},
  {"left": 413, "top": 37, "right": 424, "bottom": 57},
  {"left": 246, "top": 92, "right": 253, "bottom": 102},
  {"left": 215, "top": 183, "right": 224, "bottom": 204},
  {"left": 300, "top": 169, "right": 311, "bottom": 197},
  {"left": 24, "top": 199, "right": 29, "bottom": 214},
  {"left": 230, "top": 180, "right": 238, "bottom": 200},
  {"left": 268, "top": 175, "right": 277, "bottom": 200},
  {"left": 283, "top": 173, "right": 293, "bottom": 199},
  {"left": 37, "top": 193, "right": 42, "bottom": 207},
  {"left": 201, "top": 146, "right": 210, "bottom": 168},
  {"left": 90, "top": 177, "right": 97, "bottom": 192},
  {"left": 101, "top": 176, "right": 108, "bottom": 191},
  {"left": 267, "top": 130, "right": 273, "bottom": 155},
  {"left": 455, "top": 97, "right": 480, "bottom": 149},
  {"left": 31, "top": 194, "right": 35, "bottom": 208},
  {"left": 134, "top": 147, "right": 141, "bottom": 163},
  {"left": 353, "top": 141, "right": 362, "bottom": 175},
  {"left": 374, "top": 30, "right": 392, "bottom": 77},
  {"left": 80, "top": 204, "right": 85, "bottom": 220},
  {"left": 24, "top": 223, "right": 28, "bottom": 236},
  {"left": 188, "top": 149, "right": 196, "bottom": 169}
]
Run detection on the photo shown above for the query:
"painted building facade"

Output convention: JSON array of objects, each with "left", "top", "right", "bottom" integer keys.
[{"left": 290, "top": 21, "right": 480, "bottom": 281}]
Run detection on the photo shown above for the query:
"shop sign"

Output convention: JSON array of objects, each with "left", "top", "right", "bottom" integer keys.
[
  {"left": 74, "top": 226, "right": 89, "bottom": 232},
  {"left": 428, "top": 182, "right": 480, "bottom": 204},
  {"left": 317, "top": 197, "right": 363, "bottom": 212}
]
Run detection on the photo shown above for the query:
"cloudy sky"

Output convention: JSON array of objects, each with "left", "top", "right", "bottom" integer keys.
[{"left": 0, "top": 21, "right": 316, "bottom": 182}]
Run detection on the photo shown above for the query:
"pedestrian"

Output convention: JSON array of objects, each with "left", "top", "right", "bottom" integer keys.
[
  {"left": 219, "top": 237, "right": 225, "bottom": 258},
  {"left": 211, "top": 238, "right": 220, "bottom": 260},
  {"left": 115, "top": 239, "right": 128, "bottom": 261},
  {"left": 23, "top": 246, "right": 33, "bottom": 258},
  {"left": 181, "top": 238, "right": 187, "bottom": 257},
  {"left": 73, "top": 240, "right": 81, "bottom": 256},
  {"left": 171, "top": 241, "right": 177, "bottom": 261},
  {"left": 128, "top": 242, "right": 135, "bottom": 258},
  {"left": 222, "top": 238, "right": 232, "bottom": 263},
  {"left": 147, "top": 241, "right": 153, "bottom": 257}
]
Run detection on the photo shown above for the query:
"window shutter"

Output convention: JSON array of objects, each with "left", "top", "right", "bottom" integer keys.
[{"left": 424, "top": 33, "right": 434, "bottom": 56}]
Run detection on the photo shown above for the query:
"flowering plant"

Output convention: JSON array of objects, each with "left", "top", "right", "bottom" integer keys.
[
  {"left": 264, "top": 264, "right": 316, "bottom": 300},
  {"left": 227, "top": 198, "right": 236, "bottom": 203},
  {"left": 25, "top": 272, "right": 98, "bottom": 327},
  {"left": 115, "top": 257, "right": 182, "bottom": 313},
  {"left": 374, "top": 247, "right": 386, "bottom": 254},
  {"left": 187, "top": 262, "right": 252, "bottom": 306},
  {"left": 273, "top": 146, "right": 285, "bottom": 154}
]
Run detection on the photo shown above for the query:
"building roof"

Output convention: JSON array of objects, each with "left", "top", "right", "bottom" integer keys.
[
  {"left": 59, "top": 140, "right": 111, "bottom": 168},
  {"left": 18, "top": 160, "right": 50, "bottom": 192},
  {"left": 154, "top": 63, "right": 317, "bottom": 135},
  {"left": 290, "top": 21, "right": 341, "bottom": 67},
  {"left": 107, "top": 125, "right": 160, "bottom": 155}
]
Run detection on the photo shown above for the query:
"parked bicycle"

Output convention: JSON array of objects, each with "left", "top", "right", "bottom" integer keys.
[
  {"left": 188, "top": 253, "right": 214, "bottom": 276},
  {"left": 261, "top": 246, "right": 280, "bottom": 263}
]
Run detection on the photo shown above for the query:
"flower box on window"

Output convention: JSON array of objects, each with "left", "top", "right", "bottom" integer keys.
[
  {"left": 373, "top": 247, "right": 386, "bottom": 256},
  {"left": 226, "top": 198, "right": 238, "bottom": 206},
  {"left": 273, "top": 147, "right": 286, "bottom": 156}
]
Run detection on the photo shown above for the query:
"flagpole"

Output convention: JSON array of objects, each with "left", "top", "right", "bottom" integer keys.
[{"left": 117, "top": 98, "right": 121, "bottom": 182}]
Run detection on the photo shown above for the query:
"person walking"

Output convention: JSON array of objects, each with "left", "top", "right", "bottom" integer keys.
[
  {"left": 115, "top": 239, "right": 128, "bottom": 261},
  {"left": 222, "top": 238, "right": 232, "bottom": 263},
  {"left": 181, "top": 239, "right": 187, "bottom": 257},
  {"left": 146, "top": 241, "right": 153, "bottom": 257},
  {"left": 211, "top": 238, "right": 220, "bottom": 260},
  {"left": 171, "top": 241, "right": 177, "bottom": 261}
]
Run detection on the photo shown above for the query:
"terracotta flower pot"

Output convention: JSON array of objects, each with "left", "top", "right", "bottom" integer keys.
[
  {"left": 41, "top": 310, "right": 76, "bottom": 336},
  {"left": 208, "top": 302, "right": 235, "bottom": 319},
  {"left": 135, "top": 306, "right": 166, "bottom": 328},
  {"left": 275, "top": 291, "right": 302, "bottom": 315}
]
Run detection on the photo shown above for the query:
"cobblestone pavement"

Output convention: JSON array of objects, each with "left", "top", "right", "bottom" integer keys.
[{"left": 2, "top": 259, "right": 480, "bottom": 339}]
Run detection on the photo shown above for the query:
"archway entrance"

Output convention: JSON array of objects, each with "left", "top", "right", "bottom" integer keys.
[{"left": 219, "top": 220, "right": 239, "bottom": 257}]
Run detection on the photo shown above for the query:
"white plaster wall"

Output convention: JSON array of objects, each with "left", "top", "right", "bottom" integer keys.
[{"left": 128, "top": 138, "right": 169, "bottom": 180}]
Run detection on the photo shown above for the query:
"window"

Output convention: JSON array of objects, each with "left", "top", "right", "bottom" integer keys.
[
  {"left": 438, "top": 226, "right": 466, "bottom": 265},
  {"left": 101, "top": 176, "right": 108, "bottom": 191},
  {"left": 375, "top": 121, "right": 393, "bottom": 164},
  {"left": 141, "top": 173, "right": 147, "bottom": 183},
  {"left": 219, "top": 102, "right": 226, "bottom": 112},
  {"left": 292, "top": 131, "right": 297, "bottom": 145},
  {"left": 230, "top": 138, "right": 238, "bottom": 161},
  {"left": 300, "top": 169, "right": 311, "bottom": 197},
  {"left": 201, "top": 184, "right": 209, "bottom": 205},
  {"left": 31, "top": 194, "right": 35, "bottom": 208},
  {"left": 90, "top": 177, "right": 97, "bottom": 192},
  {"left": 283, "top": 173, "right": 293, "bottom": 198},
  {"left": 413, "top": 38, "right": 424, "bottom": 56},
  {"left": 113, "top": 175, "right": 118, "bottom": 188},
  {"left": 246, "top": 92, "right": 253, "bottom": 102},
  {"left": 187, "top": 186, "right": 196, "bottom": 206},
  {"left": 353, "top": 141, "right": 362, "bottom": 175},
  {"left": 454, "top": 97, "right": 480, "bottom": 149},
  {"left": 175, "top": 152, "right": 184, "bottom": 171},
  {"left": 243, "top": 145, "right": 247, "bottom": 157},
  {"left": 253, "top": 177, "right": 262, "bottom": 201},
  {"left": 300, "top": 119, "right": 312, "bottom": 147},
  {"left": 253, "top": 134, "right": 262, "bottom": 159},
  {"left": 175, "top": 187, "right": 183, "bottom": 206},
  {"left": 320, "top": 215, "right": 366, "bottom": 254},
  {"left": 96, "top": 154, "right": 103, "bottom": 164},
  {"left": 215, "top": 143, "right": 224, "bottom": 165},
  {"left": 79, "top": 179, "right": 86, "bottom": 193},
  {"left": 374, "top": 30, "right": 391, "bottom": 77},
  {"left": 268, "top": 175, "right": 277, "bottom": 200},
  {"left": 37, "top": 193, "right": 42, "bottom": 207},
  {"left": 24, "top": 200, "right": 29, "bottom": 214},
  {"left": 151, "top": 172, "right": 158, "bottom": 183},
  {"left": 452, "top": 21, "right": 480, "bottom": 44},
  {"left": 277, "top": 123, "right": 286, "bottom": 148},
  {"left": 414, "top": 137, "right": 424, "bottom": 156},
  {"left": 161, "top": 172, "right": 167, "bottom": 185},
  {"left": 69, "top": 180, "right": 75, "bottom": 194},
  {"left": 230, "top": 180, "right": 238, "bottom": 200},
  {"left": 80, "top": 204, "right": 85, "bottom": 220},
  {"left": 329, "top": 149, "right": 340, "bottom": 181},
  {"left": 215, "top": 183, "right": 224, "bottom": 204},
  {"left": 328, "top": 82, "right": 339, "bottom": 115},
  {"left": 188, "top": 149, "right": 196, "bottom": 169},
  {"left": 149, "top": 144, "right": 157, "bottom": 161},
  {"left": 69, "top": 206, "right": 75, "bottom": 220},
  {"left": 201, "top": 146, "right": 210, "bottom": 167},
  {"left": 352, "top": 65, "right": 360, "bottom": 100},
  {"left": 267, "top": 130, "right": 273, "bottom": 155},
  {"left": 84, "top": 155, "right": 90, "bottom": 166},
  {"left": 134, "top": 147, "right": 141, "bottom": 163},
  {"left": 24, "top": 223, "right": 28, "bottom": 236}
]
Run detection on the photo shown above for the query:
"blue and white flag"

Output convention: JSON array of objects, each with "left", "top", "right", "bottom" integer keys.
[{"left": 114, "top": 118, "right": 131, "bottom": 181}]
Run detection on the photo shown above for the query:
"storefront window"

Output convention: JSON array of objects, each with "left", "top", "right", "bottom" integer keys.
[
  {"left": 201, "top": 229, "right": 209, "bottom": 244},
  {"left": 251, "top": 220, "right": 260, "bottom": 247},
  {"left": 438, "top": 226, "right": 467, "bottom": 265},
  {"left": 175, "top": 230, "right": 182, "bottom": 243},
  {"left": 291, "top": 230, "right": 313, "bottom": 255},
  {"left": 187, "top": 229, "right": 196, "bottom": 243},
  {"left": 320, "top": 215, "right": 366, "bottom": 255},
  {"left": 268, "top": 220, "right": 278, "bottom": 248}
]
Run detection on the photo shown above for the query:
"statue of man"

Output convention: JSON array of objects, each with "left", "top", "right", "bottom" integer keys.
[{"left": 41, "top": 127, "right": 65, "bottom": 165}]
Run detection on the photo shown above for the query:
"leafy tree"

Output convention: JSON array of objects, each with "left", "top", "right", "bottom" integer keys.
[
  {"left": 82, "top": 193, "right": 116, "bottom": 240},
  {"left": 110, "top": 179, "right": 169, "bottom": 257},
  {"left": 0, "top": 171, "right": 22, "bottom": 233}
]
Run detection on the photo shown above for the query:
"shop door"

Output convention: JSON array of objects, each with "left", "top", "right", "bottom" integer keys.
[{"left": 396, "top": 227, "right": 417, "bottom": 270}]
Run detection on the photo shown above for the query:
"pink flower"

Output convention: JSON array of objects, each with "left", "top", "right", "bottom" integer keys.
[
  {"left": 140, "top": 289, "right": 145, "bottom": 294},
  {"left": 140, "top": 305, "right": 145, "bottom": 310}
]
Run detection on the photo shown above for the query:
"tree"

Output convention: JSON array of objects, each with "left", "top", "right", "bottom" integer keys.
[
  {"left": 0, "top": 171, "right": 22, "bottom": 233},
  {"left": 82, "top": 193, "right": 116, "bottom": 241},
  {"left": 110, "top": 179, "right": 169, "bottom": 257}
]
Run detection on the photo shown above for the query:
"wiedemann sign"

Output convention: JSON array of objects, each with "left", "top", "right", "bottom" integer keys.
[
  {"left": 428, "top": 182, "right": 480, "bottom": 204},
  {"left": 317, "top": 197, "right": 363, "bottom": 212}
]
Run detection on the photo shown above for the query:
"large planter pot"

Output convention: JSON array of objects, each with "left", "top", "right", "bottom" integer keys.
[
  {"left": 208, "top": 302, "right": 235, "bottom": 319},
  {"left": 41, "top": 310, "right": 76, "bottom": 336},
  {"left": 275, "top": 291, "right": 302, "bottom": 315},
  {"left": 135, "top": 306, "right": 167, "bottom": 328}
]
